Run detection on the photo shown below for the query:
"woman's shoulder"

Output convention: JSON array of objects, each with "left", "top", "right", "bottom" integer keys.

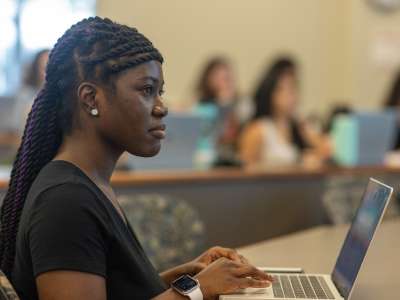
[
  {"left": 240, "top": 119, "right": 268, "bottom": 143},
  {"left": 26, "top": 161, "right": 100, "bottom": 209},
  {"left": 33, "top": 160, "right": 90, "bottom": 186},
  {"left": 22, "top": 169, "right": 109, "bottom": 234},
  {"left": 34, "top": 182, "right": 98, "bottom": 210},
  {"left": 244, "top": 118, "right": 271, "bottom": 134}
]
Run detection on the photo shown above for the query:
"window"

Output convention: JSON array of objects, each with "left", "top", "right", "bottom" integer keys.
[{"left": 0, "top": 0, "right": 95, "bottom": 96}]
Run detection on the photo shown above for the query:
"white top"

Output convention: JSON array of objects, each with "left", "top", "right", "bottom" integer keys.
[{"left": 259, "top": 118, "right": 299, "bottom": 166}]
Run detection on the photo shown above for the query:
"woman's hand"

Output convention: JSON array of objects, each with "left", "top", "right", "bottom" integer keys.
[
  {"left": 193, "top": 246, "right": 248, "bottom": 266},
  {"left": 160, "top": 246, "right": 248, "bottom": 285},
  {"left": 160, "top": 261, "right": 207, "bottom": 286},
  {"left": 196, "top": 257, "right": 273, "bottom": 300}
]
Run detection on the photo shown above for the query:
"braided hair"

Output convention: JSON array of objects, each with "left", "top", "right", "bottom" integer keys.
[{"left": 0, "top": 16, "right": 163, "bottom": 277}]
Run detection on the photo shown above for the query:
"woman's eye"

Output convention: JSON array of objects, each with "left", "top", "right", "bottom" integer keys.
[
  {"left": 159, "top": 89, "right": 165, "bottom": 97},
  {"left": 143, "top": 86, "right": 154, "bottom": 96}
]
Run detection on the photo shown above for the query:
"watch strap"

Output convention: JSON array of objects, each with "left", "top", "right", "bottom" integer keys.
[{"left": 187, "top": 285, "right": 203, "bottom": 300}]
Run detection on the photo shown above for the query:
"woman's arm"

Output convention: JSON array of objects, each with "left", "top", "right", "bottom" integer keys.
[
  {"left": 160, "top": 262, "right": 204, "bottom": 286},
  {"left": 36, "top": 258, "right": 272, "bottom": 300},
  {"left": 239, "top": 123, "right": 263, "bottom": 167},
  {"left": 36, "top": 271, "right": 106, "bottom": 300},
  {"left": 152, "top": 289, "right": 186, "bottom": 300},
  {"left": 37, "top": 271, "right": 184, "bottom": 300},
  {"left": 300, "top": 121, "right": 333, "bottom": 166}
]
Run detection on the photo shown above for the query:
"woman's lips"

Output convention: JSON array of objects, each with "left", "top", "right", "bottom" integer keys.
[
  {"left": 149, "top": 124, "right": 166, "bottom": 139},
  {"left": 149, "top": 129, "right": 166, "bottom": 139}
]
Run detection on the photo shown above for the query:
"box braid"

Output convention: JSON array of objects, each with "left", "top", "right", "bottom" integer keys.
[{"left": 0, "top": 16, "right": 163, "bottom": 277}]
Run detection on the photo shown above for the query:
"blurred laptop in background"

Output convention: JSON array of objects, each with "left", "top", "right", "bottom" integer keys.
[
  {"left": 331, "top": 110, "right": 396, "bottom": 167},
  {"left": 128, "top": 113, "right": 205, "bottom": 171}
]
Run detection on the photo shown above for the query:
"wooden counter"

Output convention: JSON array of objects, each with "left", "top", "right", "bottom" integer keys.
[
  {"left": 112, "top": 165, "right": 400, "bottom": 186},
  {"left": 1, "top": 165, "right": 399, "bottom": 250},
  {"left": 2, "top": 165, "right": 400, "bottom": 189}
]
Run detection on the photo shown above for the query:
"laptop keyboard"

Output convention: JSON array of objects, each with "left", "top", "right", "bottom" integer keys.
[{"left": 272, "top": 275, "right": 335, "bottom": 299}]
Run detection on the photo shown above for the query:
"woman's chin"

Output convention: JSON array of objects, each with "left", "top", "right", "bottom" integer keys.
[{"left": 128, "top": 144, "right": 161, "bottom": 158}]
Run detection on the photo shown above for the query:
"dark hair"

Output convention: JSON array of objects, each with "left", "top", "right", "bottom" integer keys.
[
  {"left": 0, "top": 16, "right": 163, "bottom": 277},
  {"left": 324, "top": 104, "right": 353, "bottom": 133},
  {"left": 197, "top": 57, "right": 234, "bottom": 104},
  {"left": 24, "top": 49, "right": 50, "bottom": 88},
  {"left": 385, "top": 70, "right": 400, "bottom": 108},
  {"left": 252, "top": 57, "right": 296, "bottom": 119},
  {"left": 252, "top": 57, "right": 307, "bottom": 149}
]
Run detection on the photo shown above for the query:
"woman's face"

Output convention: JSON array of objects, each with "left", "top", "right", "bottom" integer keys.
[
  {"left": 96, "top": 60, "right": 167, "bottom": 157},
  {"left": 207, "top": 64, "right": 236, "bottom": 104},
  {"left": 272, "top": 72, "right": 298, "bottom": 118}
]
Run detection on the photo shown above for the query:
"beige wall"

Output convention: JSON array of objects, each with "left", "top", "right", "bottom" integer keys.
[
  {"left": 97, "top": 0, "right": 400, "bottom": 116},
  {"left": 350, "top": 0, "right": 400, "bottom": 110}
]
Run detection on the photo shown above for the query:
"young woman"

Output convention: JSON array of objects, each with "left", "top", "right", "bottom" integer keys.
[
  {"left": 13, "top": 49, "right": 50, "bottom": 135},
  {"left": 0, "top": 50, "right": 49, "bottom": 153},
  {"left": 384, "top": 69, "right": 400, "bottom": 150},
  {"left": 195, "top": 57, "right": 246, "bottom": 166},
  {"left": 239, "top": 57, "right": 330, "bottom": 168},
  {"left": 0, "top": 17, "right": 271, "bottom": 300}
]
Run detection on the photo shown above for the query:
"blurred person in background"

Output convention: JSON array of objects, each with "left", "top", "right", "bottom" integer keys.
[
  {"left": 324, "top": 103, "right": 353, "bottom": 134},
  {"left": 239, "top": 57, "right": 331, "bottom": 168},
  {"left": 195, "top": 57, "right": 250, "bottom": 166},
  {"left": 0, "top": 50, "right": 49, "bottom": 162},
  {"left": 384, "top": 69, "right": 400, "bottom": 150},
  {"left": 12, "top": 49, "right": 49, "bottom": 137}
]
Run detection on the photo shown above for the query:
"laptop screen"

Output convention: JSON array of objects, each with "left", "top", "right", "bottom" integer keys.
[{"left": 331, "top": 179, "right": 392, "bottom": 299}]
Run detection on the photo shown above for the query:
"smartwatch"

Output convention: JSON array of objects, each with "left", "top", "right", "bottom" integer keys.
[{"left": 171, "top": 274, "right": 203, "bottom": 300}]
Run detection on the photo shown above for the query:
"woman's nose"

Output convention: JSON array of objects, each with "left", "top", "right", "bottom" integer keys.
[{"left": 152, "top": 105, "right": 168, "bottom": 118}]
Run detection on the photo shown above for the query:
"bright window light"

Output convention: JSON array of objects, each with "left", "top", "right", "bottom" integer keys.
[{"left": 0, "top": 0, "right": 95, "bottom": 95}]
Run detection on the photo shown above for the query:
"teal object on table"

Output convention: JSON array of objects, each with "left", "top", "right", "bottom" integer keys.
[
  {"left": 332, "top": 115, "right": 358, "bottom": 166},
  {"left": 193, "top": 103, "right": 219, "bottom": 169},
  {"left": 332, "top": 111, "right": 396, "bottom": 166}
]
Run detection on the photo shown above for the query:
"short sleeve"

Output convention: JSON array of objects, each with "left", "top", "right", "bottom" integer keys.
[{"left": 28, "top": 183, "right": 108, "bottom": 278}]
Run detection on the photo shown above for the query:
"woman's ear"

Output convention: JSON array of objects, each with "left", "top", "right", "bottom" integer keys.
[{"left": 77, "top": 82, "right": 100, "bottom": 115}]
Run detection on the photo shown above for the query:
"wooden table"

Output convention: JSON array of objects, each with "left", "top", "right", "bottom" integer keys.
[{"left": 238, "top": 218, "right": 400, "bottom": 299}]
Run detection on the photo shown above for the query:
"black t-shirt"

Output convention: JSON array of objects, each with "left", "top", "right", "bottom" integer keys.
[{"left": 12, "top": 160, "right": 166, "bottom": 300}]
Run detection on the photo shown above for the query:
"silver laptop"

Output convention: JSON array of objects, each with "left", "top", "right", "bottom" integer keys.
[{"left": 220, "top": 178, "right": 393, "bottom": 300}]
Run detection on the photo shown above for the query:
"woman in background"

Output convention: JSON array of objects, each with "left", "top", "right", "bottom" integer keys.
[
  {"left": 239, "top": 57, "right": 330, "bottom": 168},
  {"left": 0, "top": 50, "right": 49, "bottom": 159},
  {"left": 196, "top": 57, "right": 248, "bottom": 165},
  {"left": 384, "top": 69, "right": 400, "bottom": 150},
  {"left": 12, "top": 49, "right": 49, "bottom": 136}
]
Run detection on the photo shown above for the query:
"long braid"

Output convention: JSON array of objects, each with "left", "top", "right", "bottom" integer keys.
[{"left": 0, "top": 16, "right": 163, "bottom": 277}]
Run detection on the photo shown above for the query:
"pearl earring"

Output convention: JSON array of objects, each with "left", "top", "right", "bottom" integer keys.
[{"left": 90, "top": 108, "right": 99, "bottom": 116}]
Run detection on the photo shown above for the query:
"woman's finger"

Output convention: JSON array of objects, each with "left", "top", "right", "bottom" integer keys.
[
  {"left": 233, "top": 264, "right": 273, "bottom": 281},
  {"left": 214, "top": 247, "right": 242, "bottom": 263},
  {"left": 236, "top": 277, "right": 271, "bottom": 290},
  {"left": 238, "top": 254, "right": 249, "bottom": 264}
]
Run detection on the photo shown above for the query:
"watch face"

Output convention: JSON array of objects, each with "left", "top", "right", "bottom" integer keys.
[{"left": 172, "top": 275, "right": 198, "bottom": 293}]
